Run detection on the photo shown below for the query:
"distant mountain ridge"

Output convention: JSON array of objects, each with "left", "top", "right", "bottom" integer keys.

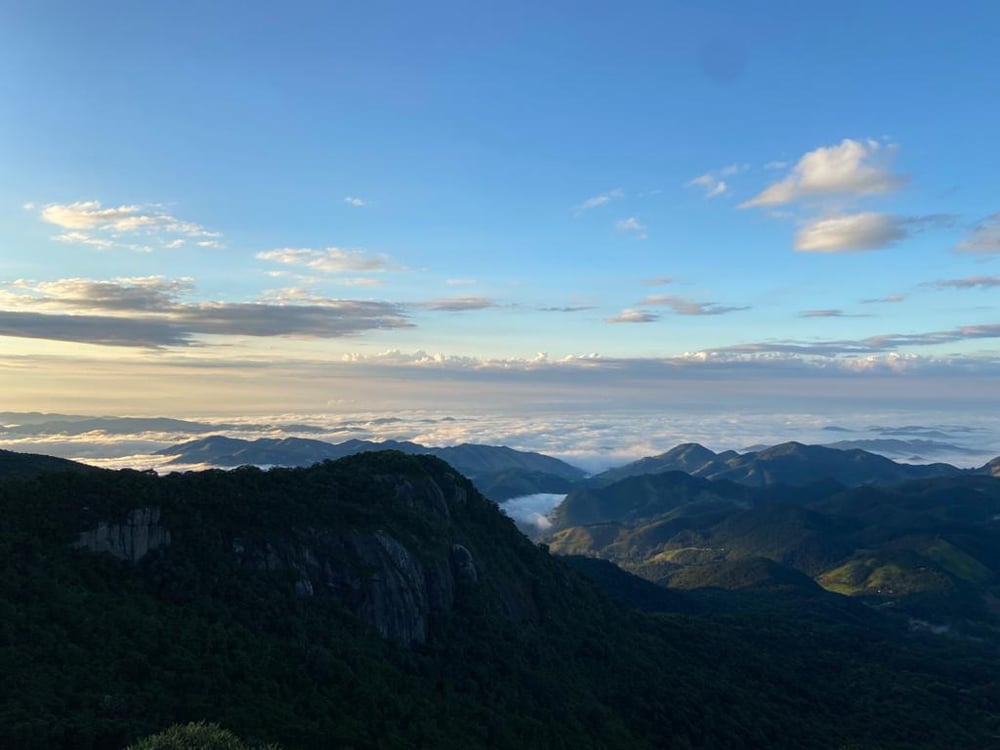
[
  {"left": 155, "top": 435, "right": 586, "bottom": 501},
  {"left": 591, "top": 440, "right": 995, "bottom": 488}
]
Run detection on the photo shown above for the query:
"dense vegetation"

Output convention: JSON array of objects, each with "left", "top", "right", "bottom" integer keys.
[
  {"left": 550, "top": 466, "right": 1000, "bottom": 630},
  {"left": 1, "top": 450, "right": 999, "bottom": 748}
]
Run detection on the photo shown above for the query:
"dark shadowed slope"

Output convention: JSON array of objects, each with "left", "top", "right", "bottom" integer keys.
[
  {"left": 0, "top": 449, "right": 99, "bottom": 479},
  {"left": 3, "top": 450, "right": 999, "bottom": 749}
]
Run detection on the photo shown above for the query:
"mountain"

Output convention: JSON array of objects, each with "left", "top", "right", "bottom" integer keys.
[
  {"left": 0, "top": 415, "right": 241, "bottom": 437},
  {"left": 0, "top": 449, "right": 99, "bottom": 479},
  {"left": 590, "top": 440, "right": 979, "bottom": 488},
  {"left": 549, "top": 467, "right": 1000, "bottom": 627},
  {"left": 3, "top": 450, "right": 999, "bottom": 749},
  {"left": 155, "top": 435, "right": 586, "bottom": 501},
  {"left": 552, "top": 470, "right": 751, "bottom": 528}
]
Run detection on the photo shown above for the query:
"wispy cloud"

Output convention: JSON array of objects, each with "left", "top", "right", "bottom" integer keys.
[
  {"left": 719, "top": 163, "right": 749, "bottom": 177},
  {"left": 344, "top": 196, "right": 366, "bottom": 207},
  {"left": 640, "top": 294, "right": 749, "bottom": 316},
  {"left": 538, "top": 305, "right": 596, "bottom": 313},
  {"left": 573, "top": 188, "right": 624, "bottom": 215},
  {"left": 687, "top": 174, "right": 728, "bottom": 199},
  {"left": 800, "top": 309, "right": 847, "bottom": 318},
  {"left": 445, "top": 278, "right": 477, "bottom": 286},
  {"left": 741, "top": 139, "right": 906, "bottom": 208},
  {"left": 956, "top": 213, "right": 1000, "bottom": 255},
  {"left": 606, "top": 309, "right": 659, "bottom": 324},
  {"left": 616, "top": 217, "right": 647, "bottom": 239},
  {"left": 930, "top": 275, "right": 1000, "bottom": 290},
  {"left": 36, "top": 200, "right": 221, "bottom": 251},
  {"left": 713, "top": 323, "right": 1000, "bottom": 357},
  {"left": 642, "top": 276, "right": 673, "bottom": 286},
  {"left": 256, "top": 247, "right": 393, "bottom": 274},
  {"left": 861, "top": 294, "right": 906, "bottom": 304},
  {"left": 686, "top": 163, "right": 747, "bottom": 199},
  {"left": 417, "top": 296, "right": 499, "bottom": 311}
]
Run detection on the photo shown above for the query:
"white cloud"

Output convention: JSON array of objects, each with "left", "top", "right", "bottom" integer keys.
[
  {"left": 256, "top": 247, "right": 393, "bottom": 274},
  {"left": 573, "top": 188, "right": 624, "bottom": 214},
  {"left": 344, "top": 196, "right": 366, "bottom": 207},
  {"left": 956, "top": 214, "right": 1000, "bottom": 254},
  {"left": 616, "top": 217, "right": 648, "bottom": 239},
  {"left": 37, "top": 200, "right": 221, "bottom": 250},
  {"left": 606, "top": 309, "right": 659, "bottom": 324},
  {"left": 764, "top": 161, "right": 788, "bottom": 171},
  {"left": 719, "top": 163, "right": 749, "bottom": 177},
  {"left": 741, "top": 139, "right": 906, "bottom": 208},
  {"left": 794, "top": 212, "right": 906, "bottom": 252},
  {"left": 446, "top": 278, "right": 477, "bottom": 286},
  {"left": 53, "top": 231, "right": 115, "bottom": 249},
  {"left": 687, "top": 174, "right": 728, "bottom": 199}
]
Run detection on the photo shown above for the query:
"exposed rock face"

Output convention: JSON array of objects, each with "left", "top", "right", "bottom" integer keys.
[
  {"left": 66, "top": 459, "right": 537, "bottom": 648},
  {"left": 450, "top": 544, "right": 478, "bottom": 583},
  {"left": 228, "top": 528, "right": 472, "bottom": 647},
  {"left": 74, "top": 507, "right": 171, "bottom": 562}
]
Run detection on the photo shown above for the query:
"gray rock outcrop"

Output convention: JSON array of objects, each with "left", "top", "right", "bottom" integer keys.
[{"left": 74, "top": 507, "right": 171, "bottom": 562}]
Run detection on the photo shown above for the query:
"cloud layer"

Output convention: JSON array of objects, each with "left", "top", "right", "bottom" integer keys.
[{"left": 0, "top": 277, "right": 411, "bottom": 347}]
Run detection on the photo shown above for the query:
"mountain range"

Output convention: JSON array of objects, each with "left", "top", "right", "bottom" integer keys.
[
  {"left": 549, "top": 466, "right": 1000, "bottom": 630},
  {"left": 155, "top": 435, "right": 585, "bottom": 501},
  {"left": 2, "top": 447, "right": 999, "bottom": 748},
  {"left": 588, "top": 440, "right": 996, "bottom": 487}
]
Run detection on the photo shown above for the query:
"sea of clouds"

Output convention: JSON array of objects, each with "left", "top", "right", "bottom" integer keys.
[{"left": 2, "top": 407, "right": 999, "bottom": 474}]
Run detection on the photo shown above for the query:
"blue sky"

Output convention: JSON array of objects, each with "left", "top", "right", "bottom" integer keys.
[{"left": 2, "top": 1, "right": 999, "bottom": 415}]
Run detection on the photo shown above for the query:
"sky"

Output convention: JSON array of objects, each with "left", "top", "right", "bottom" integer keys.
[{"left": 2, "top": 1, "right": 1000, "bottom": 420}]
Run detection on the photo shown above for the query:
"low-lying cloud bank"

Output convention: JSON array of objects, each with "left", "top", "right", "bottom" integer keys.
[
  {"left": 499, "top": 493, "right": 566, "bottom": 533},
  {"left": 2, "top": 409, "right": 997, "bottom": 475}
]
